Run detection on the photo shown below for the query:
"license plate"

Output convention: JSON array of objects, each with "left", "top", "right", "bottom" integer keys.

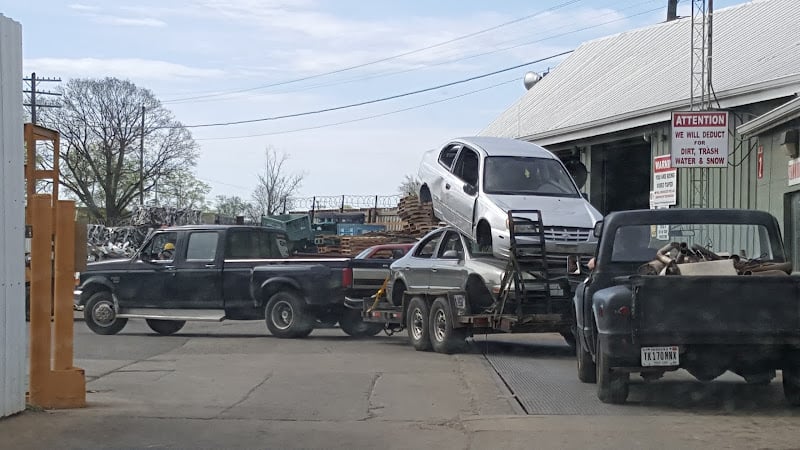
[{"left": 641, "top": 346, "right": 679, "bottom": 367}]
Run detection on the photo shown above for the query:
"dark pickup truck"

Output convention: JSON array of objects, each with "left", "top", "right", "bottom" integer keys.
[
  {"left": 574, "top": 209, "right": 800, "bottom": 405},
  {"left": 77, "top": 225, "right": 382, "bottom": 338}
]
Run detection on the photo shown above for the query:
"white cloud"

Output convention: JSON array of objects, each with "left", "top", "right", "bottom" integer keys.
[
  {"left": 23, "top": 58, "right": 226, "bottom": 81},
  {"left": 68, "top": 3, "right": 98, "bottom": 12},
  {"left": 92, "top": 15, "right": 167, "bottom": 27}
]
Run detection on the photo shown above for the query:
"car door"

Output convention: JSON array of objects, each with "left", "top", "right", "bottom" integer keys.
[
  {"left": 115, "top": 231, "right": 178, "bottom": 309},
  {"left": 431, "top": 144, "right": 461, "bottom": 223},
  {"left": 446, "top": 146, "right": 480, "bottom": 234},
  {"left": 429, "top": 231, "right": 467, "bottom": 293},
  {"left": 165, "top": 230, "right": 224, "bottom": 309},
  {"left": 397, "top": 230, "right": 444, "bottom": 292}
]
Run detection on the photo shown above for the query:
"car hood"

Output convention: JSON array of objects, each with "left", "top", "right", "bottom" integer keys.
[
  {"left": 486, "top": 194, "right": 602, "bottom": 227},
  {"left": 83, "top": 258, "right": 132, "bottom": 272}
]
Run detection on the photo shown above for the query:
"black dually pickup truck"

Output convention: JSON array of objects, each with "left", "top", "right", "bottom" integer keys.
[
  {"left": 574, "top": 209, "right": 800, "bottom": 405},
  {"left": 77, "top": 225, "right": 382, "bottom": 338}
]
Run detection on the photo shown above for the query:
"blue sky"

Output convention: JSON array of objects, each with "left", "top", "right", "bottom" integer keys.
[{"left": 6, "top": 0, "right": 744, "bottom": 202}]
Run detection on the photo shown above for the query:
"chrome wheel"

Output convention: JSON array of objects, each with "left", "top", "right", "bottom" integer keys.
[
  {"left": 411, "top": 308, "right": 425, "bottom": 340},
  {"left": 270, "top": 300, "right": 294, "bottom": 330},
  {"left": 92, "top": 300, "right": 116, "bottom": 327},
  {"left": 433, "top": 309, "right": 447, "bottom": 342}
]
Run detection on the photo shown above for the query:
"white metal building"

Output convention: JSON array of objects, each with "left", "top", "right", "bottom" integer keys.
[
  {"left": 0, "top": 14, "right": 27, "bottom": 418},
  {"left": 482, "top": 0, "right": 800, "bottom": 234}
]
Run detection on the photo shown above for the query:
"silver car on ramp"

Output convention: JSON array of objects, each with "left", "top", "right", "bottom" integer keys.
[{"left": 417, "top": 136, "right": 601, "bottom": 259}]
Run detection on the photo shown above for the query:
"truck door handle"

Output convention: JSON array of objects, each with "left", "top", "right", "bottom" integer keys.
[
  {"left": 164, "top": 266, "right": 176, "bottom": 271},
  {"left": 431, "top": 268, "right": 438, "bottom": 273},
  {"left": 205, "top": 264, "right": 216, "bottom": 268}
]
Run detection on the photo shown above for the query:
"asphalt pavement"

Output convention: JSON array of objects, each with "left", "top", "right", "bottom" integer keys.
[{"left": 1, "top": 318, "right": 799, "bottom": 449}]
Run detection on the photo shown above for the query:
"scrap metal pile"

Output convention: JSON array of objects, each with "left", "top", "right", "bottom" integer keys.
[
  {"left": 638, "top": 243, "right": 792, "bottom": 276},
  {"left": 86, "top": 205, "right": 205, "bottom": 262}
]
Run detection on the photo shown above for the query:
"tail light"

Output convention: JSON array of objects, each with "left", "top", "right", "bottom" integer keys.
[{"left": 342, "top": 267, "right": 353, "bottom": 288}]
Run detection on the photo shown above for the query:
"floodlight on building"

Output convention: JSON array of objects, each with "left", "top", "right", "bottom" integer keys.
[{"left": 523, "top": 71, "right": 542, "bottom": 90}]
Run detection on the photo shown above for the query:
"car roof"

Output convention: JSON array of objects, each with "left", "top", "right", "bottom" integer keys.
[{"left": 452, "top": 136, "right": 557, "bottom": 159}]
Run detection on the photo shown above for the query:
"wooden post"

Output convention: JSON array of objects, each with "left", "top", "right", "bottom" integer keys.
[
  {"left": 28, "top": 194, "right": 53, "bottom": 405},
  {"left": 53, "top": 200, "right": 76, "bottom": 370}
]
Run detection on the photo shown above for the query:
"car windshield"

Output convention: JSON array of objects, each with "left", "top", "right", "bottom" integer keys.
[
  {"left": 611, "top": 223, "right": 777, "bottom": 263},
  {"left": 483, "top": 156, "right": 579, "bottom": 197}
]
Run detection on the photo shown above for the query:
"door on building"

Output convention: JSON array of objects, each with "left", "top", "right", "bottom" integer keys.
[{"left": 591, "top": 139, "right": 651, "bottom": 214}]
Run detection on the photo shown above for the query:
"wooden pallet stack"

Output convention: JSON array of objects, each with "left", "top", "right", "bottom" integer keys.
[
  {"left": 339, "top": 235, "right": 392, "bottom": 256},
  {"left": 397, "top": 195, "right": 439, "bottom": 237}
]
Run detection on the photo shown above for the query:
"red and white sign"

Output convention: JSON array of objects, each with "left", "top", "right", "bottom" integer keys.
[
  {"left": 789, "top": 158, "right": 800, "bottom": 186},
  {"left": 757, "top": 146, "right": 764, "bottom": 179},
  {"left": 671, "top": 111, "right": 729, "bottom": 168},
  {"left": 652, "top": 155, "right": 677, "bottom": 207}
]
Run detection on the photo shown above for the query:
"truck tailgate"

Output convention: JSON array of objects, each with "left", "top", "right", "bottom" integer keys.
[{"left": 632, "top": 275, "right": 800, "bottom": 341}]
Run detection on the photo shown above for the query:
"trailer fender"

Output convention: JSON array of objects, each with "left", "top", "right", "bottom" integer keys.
[{"left": 447, "top": 292, "right": 470, "bottom": 328}]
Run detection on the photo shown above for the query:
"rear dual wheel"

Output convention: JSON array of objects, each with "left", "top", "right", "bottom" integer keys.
[
  {"left": 596, "top": 336, "right": 629, "bottom": 404},
  {"left": 266, "top": 291, "right": 314, "bottom": 338},
  {"left": 429, "top": 298, "right": 467, "bottom": 354}
]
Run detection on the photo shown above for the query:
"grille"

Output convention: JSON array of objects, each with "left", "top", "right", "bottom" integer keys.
[{"left": 543, "top": 227, "right": 591, "bottom": 242}]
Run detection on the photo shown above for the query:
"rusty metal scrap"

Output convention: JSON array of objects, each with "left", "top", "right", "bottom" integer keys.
[{"left": 638, "top": 242, "right": 792, "bottom": 276}]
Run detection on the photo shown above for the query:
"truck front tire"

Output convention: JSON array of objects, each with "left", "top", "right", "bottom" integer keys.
[
  {"left": 265, "top": 291, "right": 314, "bottom": 338},
  {"left": 84, "top": 291, "right": 128, "bottom": 335},
  {"left": 340, "top": 308, "right": 383, "bottom": 338},
  {"left": 146, "top": 319, "right": 186, "bottom": 336},
  {"left": 576, "top": 331, "right": 596, "bottom": 383}
]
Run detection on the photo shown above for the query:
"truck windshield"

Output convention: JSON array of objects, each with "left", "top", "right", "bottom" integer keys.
[
  {"left": 483, "top": 156, "right": 579, "bottom": 197},
  {"left": 611, "top": 223, "right": 776, "bottom": 262}
]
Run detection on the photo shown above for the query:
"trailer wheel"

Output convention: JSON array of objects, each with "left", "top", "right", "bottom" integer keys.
[
  {"left": 429, "top": 297, "right": 467, "bottom": 354},
  {"left": 340, "top": 308, "right": 383, "bottom": 338},
  {"left": 407, "top": 297, "right": 432, "bottom": 351},
  {"left": 783, "top": 368, "right": 800, "bottom": 406},
  {"left": 576, "top": 330, "right": 596, "bottom": 383},
  {"left": 265, "top": 291, "right": 314, "bottom": 338},
  {"left": 84, "top": 291, "right": 128, "bottom": 335},
  {"left": 146, "top": 319, "right": 186, "bottom": 336},
  {"left": 596, "top": 336, "right": 629, "bottom": 404}
]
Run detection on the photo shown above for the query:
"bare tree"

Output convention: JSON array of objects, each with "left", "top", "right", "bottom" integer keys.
[
  {"left": 42, "top": 78, "right": 198, "bottom": 225},
  {"left": 398, "top": 174, "right": 422, "bottom": 197},
  {"left": 250, "top": 147, "right": 304, "bottom": 218}
]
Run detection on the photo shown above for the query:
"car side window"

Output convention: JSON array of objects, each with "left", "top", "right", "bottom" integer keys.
[
  {"left": 414, "top": 232, "right": 443, "bottom": 258},
  {"left": 436, "top": 231, "right": 464, "bottom": 258},
  {"left": 438, "top": 145, "right": 461, "bottom": 170},
  {"left": 452, "top": 147, "right": 480, "bottom": 187},
  {"left": 370, "top": 249, "right": 394, "bottom": 259},
  {"left": 186, "top": 232, "right": 219, "bottom": 261},
  {"left": 140, "top": 231, "right": 178, "bottom": 262}
]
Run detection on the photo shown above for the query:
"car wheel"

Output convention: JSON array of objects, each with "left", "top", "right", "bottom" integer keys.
[
  {"left": 146, "top": 319, "right": 186, "bottom": 336},
  {"left": 265, "top": 291, "right": 314, "bottom": 338},
  {"left": 576, "top": 330, "right": 596, "bottom": 383},
  {"left": 429, "top": 297, "right": 467, "bottom": 354},
  {"left": 340, "top": 308, "right": 383, "bottom": 338},
  {"left": 783, "top": 368, "right": 800, "bottom": 406},
  {"left": 390, "top": 281, "right": 406, "bottom": 307},
  {"left": 596, "top": 335, "right": 629, "bottom": 404},
  {"left": 406, "top": 296, "right": 432, "bottom": 351},
  {"left": 84, "top": 291, "right": 128, "bottom": 335},
  {"left": 476, "top": 221, "right": 492, "bottom": 252}
]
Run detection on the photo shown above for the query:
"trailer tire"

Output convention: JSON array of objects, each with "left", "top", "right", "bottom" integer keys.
[
  {"left": 783, "top": 368, "right": 800, "bottom": 406},
  {"left": 146, "top": 319, "right": 186, "bottom": 336},
  {"left": 596, "top": 336, "right": 629, "bottom": 404},
  {"left": 84, "top": 291, "right": 128, "bottom": 335},
  {"left": 407, "top": 296, "right": 432, "bottom": 351},
  {"left": 340, "top": 308, "right": 383, "bottom": 338},
  {"left": 576, "top": 330, "right": 596, "bottom": 383},
  {"left": 429, "top": 297, "right": 467, "bottom": 354},
  {"left": 265, "top": 291, "right": 314, "bottom": 338}
]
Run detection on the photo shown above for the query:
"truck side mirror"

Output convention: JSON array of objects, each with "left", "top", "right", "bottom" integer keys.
[{"left": 593, "top": 221, "right": 603, "bottom": 238}]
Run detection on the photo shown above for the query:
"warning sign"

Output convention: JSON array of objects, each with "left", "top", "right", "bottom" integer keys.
[
  {"left": 671, "top": 111, "right": 729, "bottom": 168},
  {"left": 653, "top": 155, "right": 677, "bottom": 207}
]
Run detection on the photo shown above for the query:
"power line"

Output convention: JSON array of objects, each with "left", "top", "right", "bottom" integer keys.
[
  {"left": 171, "top": 50, "right": 572, "bottom": 130},
  {"left": 164, "top": 0, "right": 661, "bottom": 106},
  {"left": 195, "top": 78, "right": 518, "bottom": 141},
  {"left": 161, "top": 0, "right": 583, "bottom": 103}
]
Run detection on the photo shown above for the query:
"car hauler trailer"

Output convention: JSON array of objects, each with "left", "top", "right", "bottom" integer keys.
[{"left": 345, "top": 210, "right": 590, "bottom": 353}]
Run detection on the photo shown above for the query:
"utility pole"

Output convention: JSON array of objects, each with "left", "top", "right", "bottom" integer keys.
[
  {"left": 139, "top": 105, "right": 145, "bottom": 206},
  {"left": 23, "top": 72, "right": 62, "bottom": 124}
]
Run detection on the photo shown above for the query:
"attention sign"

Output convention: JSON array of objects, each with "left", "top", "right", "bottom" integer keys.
[{"left": 671, "top": 111, "right": 729, "bottom": 168}]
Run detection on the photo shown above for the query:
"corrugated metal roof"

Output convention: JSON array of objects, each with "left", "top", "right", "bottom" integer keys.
[{"left": 482, "top": 0, "right": 800, "bottom": 145}]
